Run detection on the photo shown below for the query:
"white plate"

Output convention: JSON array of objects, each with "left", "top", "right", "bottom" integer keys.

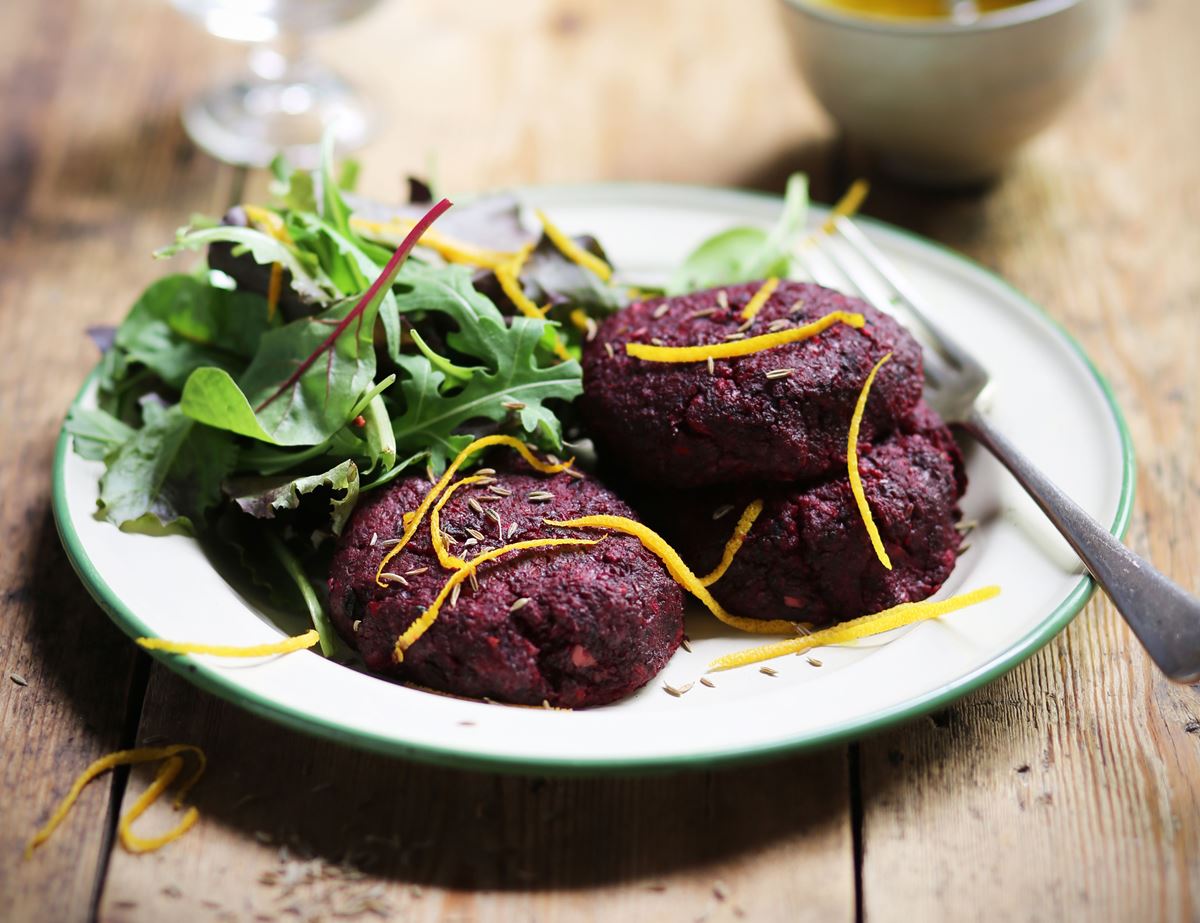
[{"left": 53, "top": 184, "right": 1133, "bottom": 773}]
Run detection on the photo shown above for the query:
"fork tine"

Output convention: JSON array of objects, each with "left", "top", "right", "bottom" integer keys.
[{"left": 829, "top": 216, "right": 980, "bottom": 373}]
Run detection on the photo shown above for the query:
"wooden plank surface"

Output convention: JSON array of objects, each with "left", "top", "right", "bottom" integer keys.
[
  {"left": 0, "top": 0, "right": 1196, "bottom": 921},
  {"left": 0, "top": 0, "right": 242, "bottom": 919},
  {"left": 97, "top": 667, "right": 853, "bottom": 923},
  {"left": 858, "top": 2, "right": 1200, "bottom": 921}
]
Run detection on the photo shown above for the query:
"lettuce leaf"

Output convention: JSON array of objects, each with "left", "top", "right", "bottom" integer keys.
[{"left": 669, "top": 173, "right": 809, "bottom": 294}]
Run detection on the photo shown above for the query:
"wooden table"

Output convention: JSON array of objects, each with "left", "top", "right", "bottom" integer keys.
[{"left": 3, "top": 1, "right": 1197, "bottom": 920}]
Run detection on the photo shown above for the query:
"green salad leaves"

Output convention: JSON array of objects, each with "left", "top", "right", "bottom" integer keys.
[{"left": 69, "top": 150, "right": 815, "bottom": 656}]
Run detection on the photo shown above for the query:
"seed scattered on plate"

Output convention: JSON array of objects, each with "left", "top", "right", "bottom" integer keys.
[
  {"left": 806, "top": 657, "right": 823, "bottom": 667},
  {"left": 352, "top": 620, "right": 361, "bottom": 633},
  {"left": 680, "top": 636, "right": 692, "bottom": 653},
  {"left": 507, "top": 522, "right": 520, "bottom": 540},
  {"left": 765, "top": 368, "right": 793, "bottom": 380},
  {"left": 468, "top": 571, "right": 480, "bottom": 593},
  {"left": 768, "top": 318, "right": 791, "bottom": 332},
  {"left": 456, "top": 722, "right": 475, "bottom": 728},
  {"left": 759, "top": 666, "right": 779, "bottom": 677},
  {"left": 466, "top": 528, "right": 486, "bottom": 542},
  {"left": 722, "top": 332, "right": 746, "bottom": 342},
  {"left": 509, "top": 597, "right": 532, "bottom": 612},
  {"left": 663, "top": 681, "right": 693, "bottom": 697},
  {"left": 716, "top": 290, "right": 729, "bottom": 310},
  {"left": 405, "top": 567, "right": 428, "bottom": 576},
  {"left": 369, "top": 532, "right": 378, "bottom": 546},
  {"left": 690, "top": 307, "right": 716, "bottom": 320},
  {"left": 653, "top": 303, "right": 670, "bottom": 319},
  {"left": 9, "top": 673, "right": 28, "bottom": 687},
  {"left": 468, "top": 498, "right": 484, "bottom": 515},
  {"left": 380, "top": 573, "right": 409, "bottom": 586},
  {"left": 957, "top": 543, "right": 972, "bottom": 557},
  {"left": 502, "top": 401, "right": 526, "bottom": 411},
  {"left": 712, "top": 504, "right": 735, "bottom": 520},
  {"left": 440, "top": 530, "right": 457, "bottom": 546},
  {"left": 736, "top": 318, "right": 754, "bottom": 333},
  {"left": 488, "top": 485, "right": 513, "bottom": 497},
  {"left": 462, "top": 537, "right": 478, "bottom": 548},
  {"left": 700, "top": 676, "right": 716, "bottom": 688},
  {"left": 789, "top": 300, "right": 805, "bottom": 315},
  {"left": 650, "top": 337, "right": 666, "bottom": 347},
  {"left": 449, "top": 583, "right": 462, "bottom": 608},
  {"left": 707, "top": 356, "right": 715, "bottom": 375},
  {"left": 380, "top": 537, "right": 403, "bottom": 547},
  {"left": 956, "top": 519, "right": 978, "bottom": 534},
  {"left": 527, "top": 490, "right": 555, "bottom": 502},
  {"left": 604, "top": 342, "right": 615, "bottom": 359}
]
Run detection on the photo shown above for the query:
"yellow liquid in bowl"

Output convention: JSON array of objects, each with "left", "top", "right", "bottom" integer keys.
[{"left": 814, "top": 0, "right": 1031, "bottom": 19}]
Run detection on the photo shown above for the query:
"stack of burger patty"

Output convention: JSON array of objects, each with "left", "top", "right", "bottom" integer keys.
[{"left": 581, "top": 280, "right": 966, "bottom": 629}]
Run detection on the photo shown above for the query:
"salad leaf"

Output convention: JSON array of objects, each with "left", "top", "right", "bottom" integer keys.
[
  {"left": 178, "top": 293, "right": 377, "bottom": 446},
  {"left": 156, "top": 224, "right": 335, "bottom": 305},
  {"left": 64, "top": 407, "right": 135, "bottom": 461},
  {"left": 113, "top": 275, "right": 274, "bottom": 388},
  {"left": 389, "top": 319, "right": 582, "bottom": 469},
  {"left": 519, "top": 232, "right": 627, "bottom": 316},
  {"left": 225, "top": 458, "right": 360, "bottom": 537},
  {"left": 669, "top": 173, "right": 809, "bottom": 293},
  {"left": 96, "top": 401, "right": 235, "bottom": 534}
]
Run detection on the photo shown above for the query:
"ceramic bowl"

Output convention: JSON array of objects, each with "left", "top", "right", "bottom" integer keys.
[{"left": 778, "top": 0, "right": 1123, "bottom": 184}]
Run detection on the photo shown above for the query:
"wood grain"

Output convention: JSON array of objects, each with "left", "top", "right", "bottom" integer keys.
[
  {"left": 97, "top": 667, "right": 853, "bottom": 922},
  {"left": 858, "top": 1, "right": 1200, "bottom": 921},
  {"left": 0, "top": 0, "right": 241, "bottom": 919}
]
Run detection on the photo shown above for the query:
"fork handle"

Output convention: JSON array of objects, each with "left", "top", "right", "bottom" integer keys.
[{"left": 963, "top": 410, "right": 1200, "bottom": 683}]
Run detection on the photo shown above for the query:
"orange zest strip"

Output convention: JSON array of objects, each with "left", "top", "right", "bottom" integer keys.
[
  {"left": 242, "top": 204, "right": 294, "bottom": 322},
  {"left": 265, "top": 263, "right": 283, "bottom": 321},
  {"left": 569, "top": 308, "right": 592, "bottom": 333},
  {"left": 534, "top": 209, "right": 613, "bottom": 281},
  {"left": 25, "top": 744, "right": 206, "bottom": 858},
  {"left": 708, "top": 585, "right": 1002, "bottom": 672},
  {"left": 544, "top": 515, "right": 797, "bottom": 635},
  {"left": 822, "top": 179, "right": 870, "bottom": 235},
  {"left": 739, "top": 277, "right": 779, "bottom": 323},
  {"left": 429, "top": 475, "right": 489, "bottom": 570},
  {"left": 374, "top": 435, "right": 574, "bottom": 587},
  {"left": 699, "top": 500, "right": 763, "bottom": 587},
  {"left": 349, "top": 216, "right": 519, "bottom": 271},
  {"left": 136, "top": 630, "right": 319, "bottom": 658},
  {"left": 394, "top": 538, "right": 601, "bottom": 661},
  {"left": 495, "top": 244, "right": 571, "bottom": 361},
  {"left": 118, "top": 755, "right": 200, "bottom": 853},
  {"left": 625, "top": 311, "right": 865, "bottom": 363},
  {"left": 848, "top": 353, "right": 894, "bottom": 571}
]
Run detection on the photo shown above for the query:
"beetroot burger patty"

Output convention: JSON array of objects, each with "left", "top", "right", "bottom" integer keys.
[
  {"left": 645, "top": 404, "right": 965, "bottom": 628},
  {"left": 329, "top": 467, "right": 684, "bottom": 708},
  {"left": 581, "top": 280, "right": 923, "bottom": 488}
]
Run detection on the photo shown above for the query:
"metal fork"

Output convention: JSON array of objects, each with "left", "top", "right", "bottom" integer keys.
[{"left": 797, "top": 214, "right": 1200, "bottom": 683}]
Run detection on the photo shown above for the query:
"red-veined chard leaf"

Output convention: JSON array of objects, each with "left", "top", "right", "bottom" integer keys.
[{"left": 178, "top": 199, "right": 452, "bottom": 447}]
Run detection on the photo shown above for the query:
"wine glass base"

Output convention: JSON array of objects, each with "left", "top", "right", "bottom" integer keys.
[{"left": 183, "top": 70, "right": 375, "bottom": 168}]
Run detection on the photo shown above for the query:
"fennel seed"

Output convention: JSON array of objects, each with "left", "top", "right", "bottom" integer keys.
[
  {"left": 700, "top": 676, "right": 716, "bottom": 688},
  {"left": 653, "top": 303, "right": 670, "bottom": 319},
  {"left": 663, "top": 681, "right": 693, "bottom": 697},
  {"left": 765, "top": 368, "right": 793, "bottom": 380},
  {"left": 509, "top": 597, "right": 532, "bottom": 612}
]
